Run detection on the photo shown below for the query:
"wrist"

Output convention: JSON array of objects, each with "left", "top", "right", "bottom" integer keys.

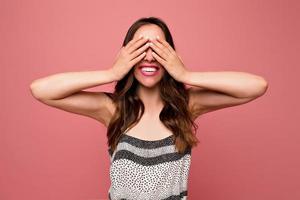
[
  {"left": 178, "top": 70, "right": 191, "bottom": 84},
  {"left": 108, "top": 68, "right": 120, "bottom": 82}
]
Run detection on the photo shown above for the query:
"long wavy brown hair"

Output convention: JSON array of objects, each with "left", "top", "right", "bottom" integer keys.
[{"left": 106, "top": 16, "right": 200, "bottom": 155}]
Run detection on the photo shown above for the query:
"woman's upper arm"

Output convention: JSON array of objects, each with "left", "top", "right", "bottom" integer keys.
[
  {"left": 188, "top": 86, "right": 257, "bottom": 118},
  {"left": 34, "top": 91, "right": 116, "bottom": 127}
]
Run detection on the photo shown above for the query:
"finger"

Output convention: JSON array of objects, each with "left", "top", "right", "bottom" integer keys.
[
  {"left": 129, "top": 52, "right": 146, "bottom": 66},
  {"left": 149, "top": 42, "right": 169, "bottom": 60},
  {"left": 127, "top": 37, "right": 149, "bottom": 54},
  {"left": 125, "top": 35, "right": 145, "bottom": 51},
  {"left": 129, "top": 42, "right": 150, "bottom": 60},
  {"left": 155, "top": 36, "right": 176, "bottom": 55},
  {"left": 151, "top": 51, "right": 167, "bottom": 66},
  {"left": 151, "top": 38, "right": 173, "bottom": 58},
  {"left": 150, "top": 38, "right": 169, "bottom": 53}
]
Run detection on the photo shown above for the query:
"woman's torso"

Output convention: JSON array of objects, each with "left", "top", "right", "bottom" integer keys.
[{"left": 107, "top": 127, "right": 192, "bottom": 200}]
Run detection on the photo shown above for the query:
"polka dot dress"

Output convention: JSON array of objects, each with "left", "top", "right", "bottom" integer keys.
[{"left": 107, "top": 133, "right": 192, "bottom": 200}]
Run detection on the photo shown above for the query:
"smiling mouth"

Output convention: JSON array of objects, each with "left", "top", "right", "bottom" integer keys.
[
  {"left": 138, "top": 65, "right": 160, "bottom": 76},
  {"left": 138, "top": 65, "right": 159, "bottom": 70}
]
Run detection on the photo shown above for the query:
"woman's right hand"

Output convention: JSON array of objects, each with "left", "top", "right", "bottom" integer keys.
[{"left": 110, "top": 35, "right": 150, "bottom": 81}]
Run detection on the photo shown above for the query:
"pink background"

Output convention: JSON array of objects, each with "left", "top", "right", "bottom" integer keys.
[{"left": 1, "top": 0, "right": 299, "bottom": 199}]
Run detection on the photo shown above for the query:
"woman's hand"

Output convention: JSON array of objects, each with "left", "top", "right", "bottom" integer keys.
[
  {"left": 110, "top": 36, "right": 150, "bottom": 81},
  {"left": 149, "top": 36, "right": 189, "bottom": 82}
]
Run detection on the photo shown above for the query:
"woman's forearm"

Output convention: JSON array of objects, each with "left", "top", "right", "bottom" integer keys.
[
  {"left": 181, "top": 70, "right": 268, "bottom": 98},
  {"left": 30, "top": 69, "right": 117, "bottom": 100}
]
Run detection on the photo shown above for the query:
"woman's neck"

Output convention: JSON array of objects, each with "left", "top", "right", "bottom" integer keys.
[{"left": 136, "top": 84, "right": 164, "bottom": 115}]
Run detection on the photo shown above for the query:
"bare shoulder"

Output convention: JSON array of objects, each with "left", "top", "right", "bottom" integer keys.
[
  {"left": 83, "top": 91, "right": 117, "bottom": 127},
  {"left": 101, "top": 92, "right": 117, "bottom": 126},
  {"left": 187, "top": 87, "right": 207, "bottom": 120}
]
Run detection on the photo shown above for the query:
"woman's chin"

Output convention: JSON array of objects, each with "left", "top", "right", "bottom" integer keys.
[
  {"left": 134, "top": 76, "right": 161, "bottom": 88},
  {"left": 133, "top": 69, "right": 164, "bottom": 88},
  {"left": 137, "top": 80, "right": 160, "bottom": 88}
]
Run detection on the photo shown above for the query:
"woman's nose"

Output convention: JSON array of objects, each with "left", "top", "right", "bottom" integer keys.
[{"left": 143, "top": 45, "right": 155, "bottom": 62}]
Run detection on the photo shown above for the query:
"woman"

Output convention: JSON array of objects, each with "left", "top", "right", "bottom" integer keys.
[{"left": 30, "top": 17, "right": 268, "bottom": 200}]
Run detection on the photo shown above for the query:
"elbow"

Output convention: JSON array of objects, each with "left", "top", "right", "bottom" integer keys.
[
  {"left": 253, "top": 77, "right": 269, "bottom": 97},
  {"left": 240, "top": 76, "right": 269, "bottom": 99},
  {"left": 30, "top": 80, "right": 46, "bottom": 100}
]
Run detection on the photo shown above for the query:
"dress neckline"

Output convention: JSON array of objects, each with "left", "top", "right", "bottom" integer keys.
[{"left": 122, "top": 133, "right": 173, "bottom": 143}]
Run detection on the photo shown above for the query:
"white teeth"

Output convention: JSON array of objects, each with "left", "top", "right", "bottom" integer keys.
[{"left": 141, "top": 67, "right": 157, "bottom": 72}]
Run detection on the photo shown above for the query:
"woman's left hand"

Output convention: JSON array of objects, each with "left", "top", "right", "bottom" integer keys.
[{"left": 149, "top": 36, "right": 189, "bottom": 82}]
